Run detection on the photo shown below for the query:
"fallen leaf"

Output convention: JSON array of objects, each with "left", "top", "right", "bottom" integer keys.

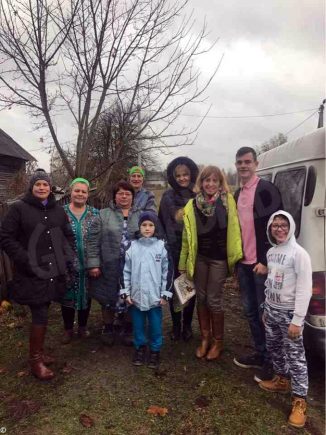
[
  {"left": 0, "top": 367, "right": 7, "bottom": 374},
  {"left": 79, "top": 413, "right": 94, "bottom": 428},
  {"left": 17, "top": 341, "right": 23, "bottom": 348},
  {"left": 62, "top": 366, "right": 73, "bottom": 374},
  {"left": 147, "top": 405, "right": 168, "bottom": 417},
  {"left": 16, "top": 370, "right": 28, "bottom": 378}
]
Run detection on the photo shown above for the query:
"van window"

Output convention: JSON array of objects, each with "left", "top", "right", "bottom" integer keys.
[
  {"left": 304, "top": 166, "right": 317, "bottom": 206},
  {"left": 274, "top": 167, "right": 306, "bottom": 237}
]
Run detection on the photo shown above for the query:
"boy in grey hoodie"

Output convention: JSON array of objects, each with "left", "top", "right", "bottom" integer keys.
[{"left": 258, "top": 210, "right": 312, "bottom": 429}]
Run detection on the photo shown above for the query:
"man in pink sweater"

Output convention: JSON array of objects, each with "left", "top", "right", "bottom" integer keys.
[{"left": 233, "top": 146, "right": 282, "bottom": 382}]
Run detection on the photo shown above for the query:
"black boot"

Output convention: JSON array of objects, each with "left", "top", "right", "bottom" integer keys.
[
  {"left": 101, "top": 323, "right": 115, "bottom": 346},
  {"left": 170, "top": 322, "right": 181, "bottom": 341},
  {"left": 182, "top": 323, "right": 193, "bottom": 342},
  {"left": 132, "top": 345, "right": 147, "bottom": 366},
  {"left": 169, "top": 298, "right": 181, "bottom": 341},
  {"left": 148, "top": 351, "right": 160, "bottom": 369},
  {"left": 121, "top": 321, "right": 133, "bottom": 346}
]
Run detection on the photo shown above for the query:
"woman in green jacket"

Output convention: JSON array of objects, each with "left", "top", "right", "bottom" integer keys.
[{"left": 179, "top": 166, "right": 242, "bottom": 360}]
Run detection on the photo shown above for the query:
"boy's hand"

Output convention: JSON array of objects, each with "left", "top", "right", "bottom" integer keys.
[
  {"left": 253, "top": 263, "right": 268, "bottom": 275},
  {"left": 160, "top": 298, "right": 168, "bottom": 306},
  {"left": 288, "top": 323, "right": 301, "bottom": 340},
  {"left": 126, "top": 296, "right": 133, "bottom": 305}
]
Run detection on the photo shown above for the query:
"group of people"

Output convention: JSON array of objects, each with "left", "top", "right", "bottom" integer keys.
[{"left": 0, "top": 148, "right": 312, "bottom": 429}]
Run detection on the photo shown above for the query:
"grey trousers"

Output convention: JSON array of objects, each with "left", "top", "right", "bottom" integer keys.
[
  {"left": 265, "top": 304, "right": 308, "bottom": 398},
  {"left": 194, "top": 255, "right": 228, "bottom": 313}
]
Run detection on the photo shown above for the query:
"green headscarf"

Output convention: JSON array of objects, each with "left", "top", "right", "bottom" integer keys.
[
  {"left": 70, "top": 177, "right": 90, "bottom": 188},
  {"left": 128, "top": 166, "right": 145, "bottom": 177}
]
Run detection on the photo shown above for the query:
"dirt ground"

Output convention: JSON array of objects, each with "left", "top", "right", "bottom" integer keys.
[{"left": 0, "top": 286, "right": 324, "bottom": 435}]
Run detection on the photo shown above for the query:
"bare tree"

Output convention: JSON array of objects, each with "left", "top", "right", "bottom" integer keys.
[
  {"left": 0, "top": 0, "right": 219, "bottom": 181},
  {"left": 258, "top": 133, "right": 288, "bottom": 155}
]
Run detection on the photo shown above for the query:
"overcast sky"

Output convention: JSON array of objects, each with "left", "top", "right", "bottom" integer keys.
[{"left": 0, "top": 0, "right": 324, "bottom": 172}]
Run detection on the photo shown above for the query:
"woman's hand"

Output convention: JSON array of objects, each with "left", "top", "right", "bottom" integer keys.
[
  {"left": 288, "top": 323, "right": 301, "bottom": 340},
  {"left": 126, "top": 296, "right": 133, "bottom": 305},
  {"left": 89, "top": 267, "right": 101, "bottom": 278}
]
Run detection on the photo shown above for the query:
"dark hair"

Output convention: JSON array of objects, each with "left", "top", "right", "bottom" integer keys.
[
  {"left": 112, "top": 180, "right": 135, "bottom": 204},
  {"left": 272, "top": 214, "right": 290, "bottom": 225},
  {"left": 235, "top": 147, "right": 257, "bottom": 162}
]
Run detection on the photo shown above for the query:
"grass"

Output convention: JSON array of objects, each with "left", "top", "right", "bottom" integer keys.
[{"left": 0, "top": 289, "right": 324, "bottom": 435}]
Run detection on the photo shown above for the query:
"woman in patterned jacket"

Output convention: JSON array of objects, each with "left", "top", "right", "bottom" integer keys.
[{"left": 61, "top": 178, "right": 99, "bottom": 344}]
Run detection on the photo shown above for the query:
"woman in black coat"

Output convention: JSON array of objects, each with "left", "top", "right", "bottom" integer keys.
[
  {"left": 0, "top": 169, "right": 74, "bottom": 380},
  {"left": 158, "top": 157, "right": 199, "bottom": 341}
]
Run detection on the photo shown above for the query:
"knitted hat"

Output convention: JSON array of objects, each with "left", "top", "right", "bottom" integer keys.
[
  {"left": 138, "top": 211, "right": 158, "bottom": 227},
  {"left": 29, "top": 169, "right": 52, "bottom": 190},
  {"left": 128, "top": 166, "right": 145, "bottom": 177}
]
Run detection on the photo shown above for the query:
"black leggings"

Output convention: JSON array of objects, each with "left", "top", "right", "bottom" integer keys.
[
  {"left": 29, "top": 303, "right": 50, "bottom": 326},
  {"left": 169, "top": 294, "right": 196, "bottom": 327},
  {"left": 61, "top": 300, "right": 92, "bottom": 330}
]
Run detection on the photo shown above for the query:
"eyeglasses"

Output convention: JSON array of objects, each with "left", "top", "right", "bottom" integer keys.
[
  {"left": 116, "top": 192, "right": 132, "bottom": 197},
  {"left": 271, "top": 224, "right": 289, "bottom": 231}
]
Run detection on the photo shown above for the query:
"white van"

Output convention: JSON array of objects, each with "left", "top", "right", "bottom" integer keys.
[{"left": 257, "top": 127, "right": 325, "bottom": 357}]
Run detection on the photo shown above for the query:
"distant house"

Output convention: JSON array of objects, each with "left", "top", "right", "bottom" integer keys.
[
  {"left": 0, "top": 129, "right": 36, "bottom": 202},
  {"left": 144, "top": 170, "right": 167, "bottom": 188}
]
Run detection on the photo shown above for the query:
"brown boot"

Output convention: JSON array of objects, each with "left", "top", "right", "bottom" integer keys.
[
  {"left": 206, "top": 311, "right": 224, "bottom": 361},
  {"left": 259, "top": 375, "right": 291, "bottom": 393},
  {"left": 29, "top": 325, "right": 55, "bottom": 380},
  {"left": 40, "top": 326, "right": 55, "bottom": 365},
  {"left": 43, "top": 355, "right": 55, "bottom": 365},
  {"left": 196, "top": 306, "right": 211, "bottom": 358},
  {"left": 288, "top": 397, "right": 307, "bottom": 428}
]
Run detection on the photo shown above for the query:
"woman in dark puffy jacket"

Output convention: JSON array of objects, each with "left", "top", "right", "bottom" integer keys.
[
  {"left": 0, "top": 169, "right": 74, "bottom": 381},
  {"left": 158, "top": 157, "right": 198, "bottom": 341}
]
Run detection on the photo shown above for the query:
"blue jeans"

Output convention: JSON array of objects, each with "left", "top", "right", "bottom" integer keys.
[
  {"left": 131, "top": 305, "right": 162, "bottom": 352},
  {"left": 237, "top": 263, "right": 267, "bottom": 359}
]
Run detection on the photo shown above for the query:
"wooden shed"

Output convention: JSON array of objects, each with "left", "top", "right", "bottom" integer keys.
[{"left": 0, "top": 129, "right": 36, "bottom": 202}]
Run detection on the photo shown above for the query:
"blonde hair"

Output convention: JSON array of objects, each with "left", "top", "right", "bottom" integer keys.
[{"left": 195, "top": 165, "right": 229, "bottom": 193}]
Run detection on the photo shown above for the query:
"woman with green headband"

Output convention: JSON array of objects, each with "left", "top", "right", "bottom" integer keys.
[
  {"left": 128, "top": 166, "right": 157, "bottom": 213},
  {"left": 60, "top": 177, "right": 99, "bottom": 344}
]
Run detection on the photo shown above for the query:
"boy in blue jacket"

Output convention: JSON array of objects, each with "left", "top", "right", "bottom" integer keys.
[{"left": 120, "top": 212, "right": 173, "bottom": 368}]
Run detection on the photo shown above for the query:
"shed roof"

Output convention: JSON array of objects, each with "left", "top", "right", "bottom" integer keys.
[{"left": 0, "top": 129, "right": 36, "bottom": 161}]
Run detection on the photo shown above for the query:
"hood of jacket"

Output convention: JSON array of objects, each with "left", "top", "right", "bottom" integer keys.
[
  {"left": 21, "top": 191, "right": 57, "bottom": 209},
  {"left": 266, "top": 210, "right": 295, "bottom": 247},
  {"left": 166, "top": 157, "right": 199, "bottom": 193}
]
